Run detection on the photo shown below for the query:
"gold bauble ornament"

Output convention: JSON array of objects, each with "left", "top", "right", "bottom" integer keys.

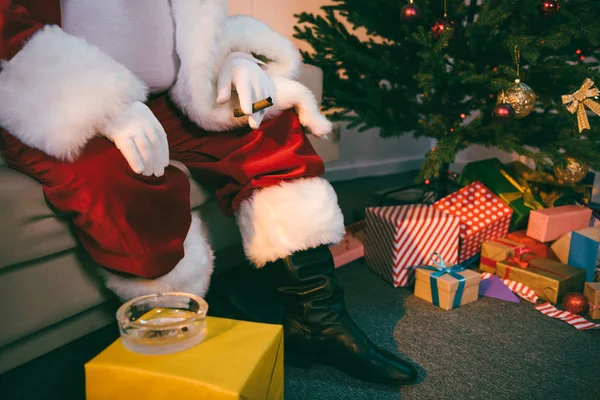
[
  {"left": 553, "top": 157, "right": 589, "bottom": 184},
  {"left": 497, "top": 79, "right": 536, "bottom": 119}
]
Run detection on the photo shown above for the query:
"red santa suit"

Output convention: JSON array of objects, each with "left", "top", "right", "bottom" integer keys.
[{"left": 0, "top": 0, "right": 343, "bottom": 299}]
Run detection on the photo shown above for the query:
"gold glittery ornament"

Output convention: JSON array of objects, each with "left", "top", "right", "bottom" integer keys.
[
  {"left": 497, "top": 79, "right": 536, "bottom": 119},
  {"left": 553, "top": 157, "right": 589, "bottom": 184}
]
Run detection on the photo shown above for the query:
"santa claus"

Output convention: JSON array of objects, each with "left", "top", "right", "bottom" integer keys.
[{"left": 0, "top": 0, "right": 418, "bottom": 384}]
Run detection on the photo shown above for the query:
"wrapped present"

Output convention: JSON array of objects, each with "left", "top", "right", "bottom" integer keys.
[
  {"left": 504, "top": 161, "right": 595, "bottom": 207},
  {"left": 85, "top": 317, "right": 283, "bottom": 400},
  {"left": 584, "top": 282, "right": 600, "bottom": 320},
  {"left": 551, "top": 227, "right": 600, "bottom": 282},
  {"left": 460, "top": 158, "right": 543, "bottom": 230},
  {"left": 365, "top": 205, "right": 459, "bottom": 287},
  {"left": 479, "top": 238, "right": 528, "bottom": 273},
  {"left": 433, "top": 182, "right": 513, "bottom": 263},
  {"left": 495, "top": 252, "right": 586, "bottom": 304},
  {"left": 414, "top": 252, "right": 481, "bottom": 310},
  {"left": 330, "top": 220, "right": 366, "bottom": 268},
  {"left": 506, "top": 230, "right": 559, "bottom": 260},
  {"left": 526, "top": 205, "right": 592, "bottom": 243}
]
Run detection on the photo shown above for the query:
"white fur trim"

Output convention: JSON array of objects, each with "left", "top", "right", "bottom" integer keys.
[
  {"left": 222, "top": 15, "right": 301, "bottom": 79},
  {"left": 0, "top": 26, "right": 147, "bottom": 161},
  {"left": 271, "top": 76, "right": 333, "bottom": 138},
  {"left": 169, "top": 0, "right": 330, "bottom": 137},
  {"left": 100, "top": 213, "right": 215, "bottom": 301},
  {"left": 236, "top": 177, "right": 345, "bottom": 267}
]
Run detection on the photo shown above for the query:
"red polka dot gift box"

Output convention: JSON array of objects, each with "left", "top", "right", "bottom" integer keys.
[
  {"left": 365, "top": 205, "right": 460, "bottom": 288},
  {"left": 433, "top": 182, "right": 513, "bottom": 263}
]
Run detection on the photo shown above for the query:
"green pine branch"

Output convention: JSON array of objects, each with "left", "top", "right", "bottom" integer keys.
[{"left": 294, "top": 0, "right": 600, "bottom": 181}]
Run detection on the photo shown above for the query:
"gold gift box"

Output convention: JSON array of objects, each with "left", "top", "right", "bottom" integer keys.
[
  {"left": 496, "top": 254, "right": 586, "bottom": 304},
  {"left": 415, "top": 268, "right": 481, "bottom": 310},
  {"left": 85, "top": 317, "right": 283, "bottom": 400},
  {"left": 479, "top": 238, "right": 527, "bottom": 274},
  {"left": 584, "top": 282, "right": 600, "bottom": 320}
]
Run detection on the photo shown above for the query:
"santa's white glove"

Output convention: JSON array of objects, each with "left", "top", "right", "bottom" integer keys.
[
  {"left": 216, "top": 55, "right": 275, "bottom": 129},
  {"left": 102, "top": 101, "right": 169, "bottom": 177}
]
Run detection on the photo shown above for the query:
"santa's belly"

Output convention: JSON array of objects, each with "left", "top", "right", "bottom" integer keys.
[{"left": 61, "top": 0, "right": 179, "bottom": 93}]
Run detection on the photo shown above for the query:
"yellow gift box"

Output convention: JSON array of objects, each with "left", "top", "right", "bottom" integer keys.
[{"left": 85, "top": 317, "right": 283, "bottom": 400}]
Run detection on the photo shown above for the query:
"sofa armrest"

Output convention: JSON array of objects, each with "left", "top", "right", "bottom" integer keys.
[
  {"left": 297, "top": 64, "right": 324, "bottom": 106},
  {"left": 297, "top": 64, "right": 340, "bottom": 164}
]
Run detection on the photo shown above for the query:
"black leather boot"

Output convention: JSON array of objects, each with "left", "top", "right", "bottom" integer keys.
[{"left": 265, "top": 244, "right": 419, "bottom": 385}]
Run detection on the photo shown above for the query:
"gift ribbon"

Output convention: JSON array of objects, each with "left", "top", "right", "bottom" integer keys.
[
  {"left": 590, "top": 304, "right": 600, "bottom": 311},
  {"left": 480, "top": 239, "right": 527, "bottom": 269},
  {"left": 418, "top": 252, "right": 467, "bottom": 310},
  {"left": 503, "top": 253, "right": 570, "bottom": 282},
  {"left": 498, "top": 169, "right": 545, "bottom": 211},
  {"left": 562, "top": 78, "right": 600, "bottom": 133},
  {"left": 504, "top": 247, "right": 532, "bottom": 269}
]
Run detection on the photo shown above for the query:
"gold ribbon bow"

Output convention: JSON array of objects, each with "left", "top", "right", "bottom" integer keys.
[{"left": 562, "top": 78, "right": 600, "bottom": 133}]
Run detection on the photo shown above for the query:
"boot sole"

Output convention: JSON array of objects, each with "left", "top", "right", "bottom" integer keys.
[{"left": 284, "top": 352, "right": 420, "bottom": 386}]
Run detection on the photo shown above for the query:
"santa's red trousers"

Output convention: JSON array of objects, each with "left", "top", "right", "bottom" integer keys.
[{"left": 0, "top": 94, "right": 324, "bottom": 278}]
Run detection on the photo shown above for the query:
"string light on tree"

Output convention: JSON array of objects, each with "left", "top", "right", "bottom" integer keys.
[
  {"left": 401, "top": 0, "right": 422, "bottom": 22},
  {"left": 540, "top": 0, "right": 561, "bottom": 17}
]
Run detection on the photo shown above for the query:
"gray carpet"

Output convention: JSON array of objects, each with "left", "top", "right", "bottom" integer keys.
[{"left": 285, "top": 260, "right": 600, "bottom": 400}]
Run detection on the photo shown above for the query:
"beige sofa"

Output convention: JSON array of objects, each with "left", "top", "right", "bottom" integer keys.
[{"left": 0, "top": 64, "right": 333, "bottom": 374}]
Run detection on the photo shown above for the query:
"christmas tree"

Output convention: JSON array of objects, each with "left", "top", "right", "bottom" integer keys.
[{"left": 294, "top": 0, "right": 600, "bottom": 186}]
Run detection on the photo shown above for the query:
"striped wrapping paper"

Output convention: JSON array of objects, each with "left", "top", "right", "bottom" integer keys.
[
  {"left": 365, "top": 205, "right": 459, "bottom": 287},
  {"left": 534, "top": 302, "right": 600, "bottom": 330},
  {"left": 480, "top": 272, "right": 539, "bottom": 303},
  {"left": 433, "top": 182, "right": 513, "bottom": 263}
]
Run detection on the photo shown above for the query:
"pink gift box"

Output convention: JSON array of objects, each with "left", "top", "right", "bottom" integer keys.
[
  {"left": 526, "top": 205, "right": 592, "bottom": 243},
  {"left": 330, "top": 221, "right": 365, "bottom": 268}
]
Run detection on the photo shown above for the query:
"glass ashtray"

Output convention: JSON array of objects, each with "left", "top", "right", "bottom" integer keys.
[{"left": 116, "top": 292, "right": 208, "bottom": 355}]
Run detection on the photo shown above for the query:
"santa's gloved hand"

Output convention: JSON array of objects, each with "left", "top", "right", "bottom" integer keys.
[
  {"left": 216, "top": 55, "right": 275, "bottom": 129},
  {"left": 102, "top": 101, "right": 169, "bottom": 177}
]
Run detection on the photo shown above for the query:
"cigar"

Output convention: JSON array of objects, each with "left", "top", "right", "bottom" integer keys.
[{"left": 233, "top": 97, "right": 273, "bottom": 117}]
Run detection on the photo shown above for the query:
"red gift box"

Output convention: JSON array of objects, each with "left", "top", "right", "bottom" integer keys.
[
  {"left": 365, "top": 205, "right": 459, "bottom": 287},
  {"left": 506, "top": 230, "right": 559, "bottom": 261},
  {"left": 433, "top": 182, "right": 513, "bottom": 263}
]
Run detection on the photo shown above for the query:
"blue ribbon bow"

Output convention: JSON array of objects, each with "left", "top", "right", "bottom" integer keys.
[{"left": 417, "top": 252, "right": 467, "bottom": 310}]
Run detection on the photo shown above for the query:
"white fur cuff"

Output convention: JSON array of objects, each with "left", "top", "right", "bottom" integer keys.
[
  {"left": 0, "top": 26, "right": 147, "bottom": 161},
  {"left": 236, "top": 177, "right": 345, "bottom": 267},
  {"left": 101, "top": 213, "right": 215, "bottom": 301},
  {"left": 222, "top": 15, "right": 302, "bottom": 79}
]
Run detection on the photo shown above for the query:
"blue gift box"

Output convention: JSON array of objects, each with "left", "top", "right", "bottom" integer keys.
[{"left": 551, "top": 227, "right": 600, "bottom": 282}]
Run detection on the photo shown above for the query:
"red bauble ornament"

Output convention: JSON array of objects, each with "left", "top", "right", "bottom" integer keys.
[
  {"left": 540, "top": 0, "right": 561, "bottom": 17},
  {"left": 562, "top": 292, "right": 589, "bottom": 315},
  {"left": 493, "top": 103, "right": 515, "bottom": 123},
  {"left": 401, "top": 2, "right": 422, "bottom": 22},
  {"left": 431, "top": 18, "right": 456, "bottom": 40}
]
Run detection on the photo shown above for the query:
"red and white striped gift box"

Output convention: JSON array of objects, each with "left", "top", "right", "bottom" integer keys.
[
  {"left": 433, "top": 182, "right": 513, "bottom": 263},
  {"left": 365, "top": 205, "right": 460, "bottom": 288}
]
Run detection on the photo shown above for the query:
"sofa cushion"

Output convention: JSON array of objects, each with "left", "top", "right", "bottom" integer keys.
[{"left": 0, "top": 164, "right": 212, "bottom": 270}]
